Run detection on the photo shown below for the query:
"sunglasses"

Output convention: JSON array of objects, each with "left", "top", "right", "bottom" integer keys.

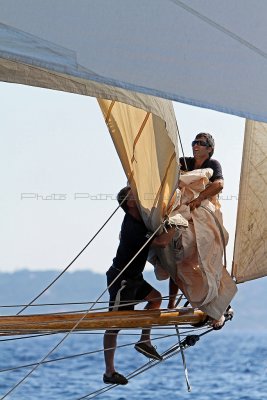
[{"left": 192, "top": 140, "right": 210, "bottom": 147}]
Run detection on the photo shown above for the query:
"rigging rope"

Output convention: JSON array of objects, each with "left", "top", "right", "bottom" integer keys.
[
  {"left": 0, "top": 221, "right": 163, "bottom": 399},
  {"left": 0, "top": 293, "right": 173, "bottom": 310},
  {"left": 0, "top": 332, "right": 179, "bottom": 373},
  {"left": 1, "top": 325, "right": 212, "bottom": 399},
  {"left": 75, "top": 325, "right": 213, "bottom": 400},
  {"left": 16, "top": 196, "right": 128, "bottom": 315},
  {"left": 176, "top": 120, "right": 188, "bottom": 171},
  {"left": 1, "top": 172, "right": 218, "bottom": 399}
]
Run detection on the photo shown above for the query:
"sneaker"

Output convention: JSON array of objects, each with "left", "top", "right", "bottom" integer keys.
[
  {"left": 134, "top": 342, "right": 163, "bottom": 361},
  {"left": 103, "top": 372, "right": 128, "bottom": 385}
]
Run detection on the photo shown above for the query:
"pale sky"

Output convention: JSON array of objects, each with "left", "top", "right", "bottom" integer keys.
[{"left": 0, "top": 81, "right": 245, "bottom": 274}]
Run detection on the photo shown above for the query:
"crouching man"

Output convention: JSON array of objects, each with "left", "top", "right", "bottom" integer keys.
[{"left": 103, "top": 186, "right": 175, "bottom": 385}]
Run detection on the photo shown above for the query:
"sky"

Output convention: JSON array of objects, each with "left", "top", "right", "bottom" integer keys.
[{"left": 0, "top": 81, "right": 245, "bottom": 274}]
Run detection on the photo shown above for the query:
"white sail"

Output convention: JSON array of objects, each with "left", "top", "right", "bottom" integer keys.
[
  {"left": 1, "top": 1, "right": 267, "bottom": 280},
  {"left": 232, "top": 120, "right": 267, "bottom": 282},
  {"left": 0, "top": 5, "right": 181, "bottom": 231},
  {"left": 0, "top": 0, "right": 267, "bottom": 122}
]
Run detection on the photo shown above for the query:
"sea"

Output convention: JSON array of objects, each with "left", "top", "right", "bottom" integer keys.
[{"left": 0, "top": 327, "right": 266, "bottom": 400}]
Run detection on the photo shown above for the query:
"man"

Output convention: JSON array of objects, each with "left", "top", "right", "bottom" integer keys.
[
  {"left": 180, "top": 132, "right": 224, "bottom": 211},
  {"left": 103, "top": 186, "right": 176, "bottom": 385},
  {"left": 168, "top": 132, "right": 228, "bottom": 328}
]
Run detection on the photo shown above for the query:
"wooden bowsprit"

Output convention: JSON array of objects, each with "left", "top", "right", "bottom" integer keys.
[{"left": 0, "top": 308, "right": 207, "bottom": 336}]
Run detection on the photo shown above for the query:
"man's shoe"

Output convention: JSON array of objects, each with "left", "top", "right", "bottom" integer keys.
[
  {"left": 134, "top": 342, "right": 163, "bottom": 361},
  {"left": 225, "top": 305, "right": 234, "bottom": 321},
  {"left": 103, "top": 372, "right": 128, "bottom": 385}
]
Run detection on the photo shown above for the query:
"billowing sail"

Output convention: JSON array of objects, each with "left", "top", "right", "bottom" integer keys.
[
  {"left": 1, "top": 1, "right": 267, "bottom": 279},
  {"left": 98, "top": 99, "right": 179, "bottom": 230},
  {"left": 0, "top": 10, "right": 180, "bottom": 231},
  {"left": 232, "top": 120, "right": 267, "bottom": 282},
  {"left": 0, "top": 0, "right": 267, "bottom": 122}
]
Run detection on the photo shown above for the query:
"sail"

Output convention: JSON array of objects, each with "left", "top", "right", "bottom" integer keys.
[
  {"left": 232, "top": 120, "right": 267, "bottom": 283},
  {"left": 1, "top": 1, "right": 267, "bottom": 275},
  {"left": 0, "top": 1, "right": 267, "bottom": 122},
  {"left": 98, "top": 99, "right": 179, "bottom": 230},
  {"left": 0, "top": 4, "right": 180, "bottom": 231}
]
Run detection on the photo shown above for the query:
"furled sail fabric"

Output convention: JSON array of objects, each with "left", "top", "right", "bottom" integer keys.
[
  {"left": 2, "top": 1, "right": 267, "bottom": 275},
  {"left": 232, "top": 120, "right": 267, "bottom": 283}
]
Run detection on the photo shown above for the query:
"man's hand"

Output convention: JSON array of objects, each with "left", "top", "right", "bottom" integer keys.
[
  {"left": 188, "top": 196, "right": 202, "bottom": 211},
  {"left": 152, "top": 227, "right": 176, "bottom": 248},
  {"left": 188, "top": 179, "right": 224, "bottom": 211}
]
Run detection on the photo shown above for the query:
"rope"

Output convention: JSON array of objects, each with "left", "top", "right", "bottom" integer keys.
[
  {"left": 16, "top": 197, "right": 127, "bottom": 316},
  {"left": 76, "top": 324, "right": 213, "bottom": 400},
  {"left": 0, "top": 294, "right": 186, "bottom": 338},
  {"left": 0, "top": 332, "right": 57, "bottom": 342},
  {"left": 0, "top": 293, "right": 175, "bottom": 310},
  {"left": 0, "top": 319, "right": 212, "bottom": 399},
  {"left": 103, "top": 222, "right": 163, "bottom": 301},
  {"left": 176, "top": 120, "right": 188, "bottom": 170},
  {"left": 0, "top": 221, "right": 163, "bottom": 399},
  {"left": 0, "top": 332, "right": 179, "bottom": 374},
  {"left": 74, "top": 344, "right": 177, "bottom": 399},
  {"left": 0, "top": 301, "right": 109, "bottom": 309}
]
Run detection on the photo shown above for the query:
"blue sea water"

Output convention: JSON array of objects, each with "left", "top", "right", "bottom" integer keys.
[{"left": 0, "top": 328, "right": 266, "bottom": 400}]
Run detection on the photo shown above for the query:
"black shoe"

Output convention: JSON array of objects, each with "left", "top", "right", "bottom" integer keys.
[
  {"left": 212, "top": 305, "right": 235, "bottom": 330},
  {"left": 103, "top": 372, "right": 128, "bottom": 385},
  {"left": 134, "top": 342, "right": 163, "bottom": 361},
  {"left": 225, "top": 305, "right": 234, "bottom": 321}
]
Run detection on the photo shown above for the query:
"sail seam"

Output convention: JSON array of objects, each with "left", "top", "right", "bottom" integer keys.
[
  {"left": 149, "top": 151, "right": 176, "bottom": 223},
  {"left": 170, "top": 0, "right": 267, "bottom": 60},
  {"left": 131, "top": 112, "right": 151, "bottom": 163},
  {"left": 104, "top": 100, "right": 116, "bottom": 123}
]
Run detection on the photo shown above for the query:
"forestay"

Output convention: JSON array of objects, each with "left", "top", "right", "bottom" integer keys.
[{"left": 232, "top": 120, "right": 267, "bottom": 283}]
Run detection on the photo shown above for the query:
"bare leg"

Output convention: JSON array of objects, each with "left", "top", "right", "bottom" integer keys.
[
  {"left": 168, "top": 278, "right": 179, "bottom": 309},
  {"left": 103, "top": 329, "right": 119, "bottom": 376},
  {"left": 134, "top": 288, "right": 163, "bottom": 360},
  {"left": 139, "top": 288, "right": 161, "bottom": 345}
]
